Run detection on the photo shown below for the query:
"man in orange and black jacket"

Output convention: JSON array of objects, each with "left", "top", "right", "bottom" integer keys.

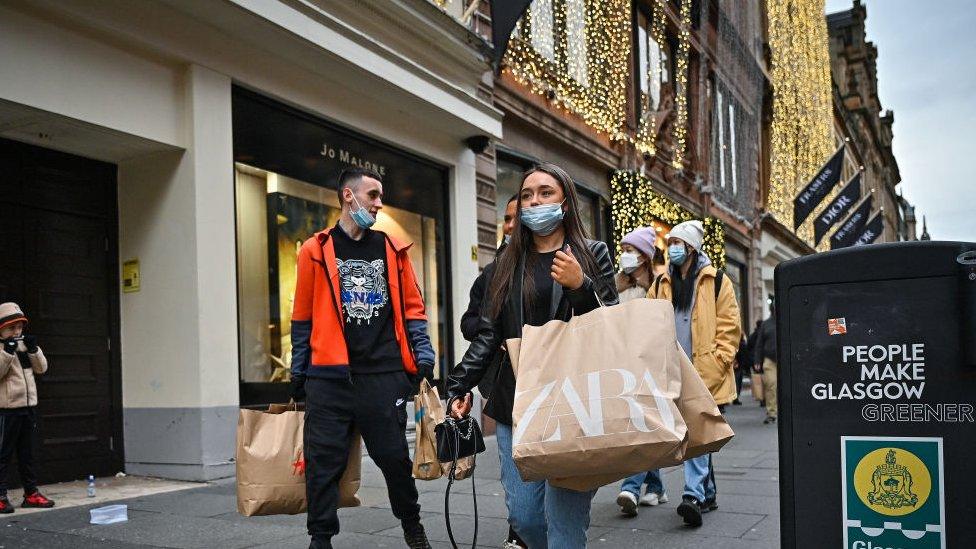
[{"left": 289, "top": 167, "right": 435, "bottom": 549}]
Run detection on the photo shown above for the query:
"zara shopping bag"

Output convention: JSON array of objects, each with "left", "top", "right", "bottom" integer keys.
[{"left": 507, "top": 299, "right": 690, "bottom": 490}]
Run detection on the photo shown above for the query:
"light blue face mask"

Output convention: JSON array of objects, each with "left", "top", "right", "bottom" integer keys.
[
  {"left": 668, "top": 244, "right": 688, "bottom": 266},
  {"left": 520, "top": 200, "right": 565, "bottom": 236},
  {"left": 350, "top": 193, "right": 376, "bottom": 229}
]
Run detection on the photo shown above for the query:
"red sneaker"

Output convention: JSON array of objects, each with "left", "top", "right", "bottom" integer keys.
[
  {"left": 22, "top": 491, "right": 55, "bottom": 508},
  {"left": 0, "top": 496, "right": 14, "bottom": 514}
]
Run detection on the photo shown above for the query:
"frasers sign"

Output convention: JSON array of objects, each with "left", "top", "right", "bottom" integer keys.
[{"left": 810, "top": 343, "right": 973, "bottom": 423}]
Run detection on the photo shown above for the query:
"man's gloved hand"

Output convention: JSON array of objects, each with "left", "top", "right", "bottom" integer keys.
[
  {"left": 2, "top": 339, "right": 17, "bottom": 355},
  {"left": 289, "top": 374, "right": 307, "bottom": 402},
  {"left": 411, "top": 363, "right": 435, "bottom": 394},
  {"left": 23, "top": 336, "right": 38, "bottom": 354}
]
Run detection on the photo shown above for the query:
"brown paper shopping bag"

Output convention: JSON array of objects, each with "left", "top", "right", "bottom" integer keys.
[
  {"left": 508, "top": 299, "right": 689, "bottom": 491},
  {"left": 675, "top": 347, "right": 735, "bottom": 460},
  {"left": 236, "top": 403, "right": 361, "bottom": 516},
  {"left": 413, "top": 379, "right": 443, "bottom": 481}
]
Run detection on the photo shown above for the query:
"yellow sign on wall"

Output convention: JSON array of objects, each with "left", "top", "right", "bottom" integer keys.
[{"left": 122, "top": 259, "right": 140, "bottom": 293}]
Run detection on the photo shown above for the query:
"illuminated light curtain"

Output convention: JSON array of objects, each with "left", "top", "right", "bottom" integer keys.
[
  {"left": 566, "top": 0, "right": 588, "bottom": 85},
  {"left": 506, "top": 0, "right": 630, "bottom": 139},
  {"left": 635, "top": 1, "right": 668, "bottom": 156},
  {"left": 672, "top": 0, "right": 692, "bottom": 169},
  {"left": 530, "top": 0, "right": 556, "bottom": 60},
  {"left": 611, "top": 170, "right": 726, "bottom": 269},
  {"left": 766, "top": 0, "right": 834, "bottom": 244}
]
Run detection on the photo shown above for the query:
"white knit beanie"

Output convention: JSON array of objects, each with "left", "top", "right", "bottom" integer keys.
[{"left": 668, "top": 220, "right": 705, "bottom": 252}]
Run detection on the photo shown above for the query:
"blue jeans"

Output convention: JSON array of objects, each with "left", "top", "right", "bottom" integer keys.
[
  {"left": 683, "top": 454, "right": 716, "bottom": 502},
  {"left": 495, "top": 423, "right": 596, "bottom": 549},
  {"left": 620, "top": 469, "right": 664, "bottom": 497}
]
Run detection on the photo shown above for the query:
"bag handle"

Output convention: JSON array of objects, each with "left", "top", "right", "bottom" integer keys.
[{"left": 443, "top": 396, "right": 478, "bottom": 549}]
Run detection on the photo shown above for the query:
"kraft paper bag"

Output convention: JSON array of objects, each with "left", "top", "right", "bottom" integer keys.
[
  {"left": 507, "top": 299, "right": 689, "bottom": 490},
  {"left": 675, "top": 346, "right": 735, "bottom": 459},
  {"left": 236, "top": 403, "right": 361, "bottom": 516},
  {"left": 750, "top": 372, "right": 765, "bottom": 401},
  {"left": 413, "top": 379, "right": 443, "bottom": 481}
]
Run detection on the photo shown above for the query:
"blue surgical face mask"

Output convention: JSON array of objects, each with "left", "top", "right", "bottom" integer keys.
[
  {"left": 520, "top": 200, "right": 565, "bottom": 236},
  {"left": 350, "top": 193, "right": 376, "bottom": 229},
  {"left": 668, "top": 244, "right": 688, "bottom": 266}
]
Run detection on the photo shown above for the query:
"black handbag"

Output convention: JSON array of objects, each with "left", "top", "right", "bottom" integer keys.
[
  {"left": 434, "top": 415, "right": 486, "bottom": 465},
  {"left": 436, "top": 396, "right": 486, "bottom": 549}
]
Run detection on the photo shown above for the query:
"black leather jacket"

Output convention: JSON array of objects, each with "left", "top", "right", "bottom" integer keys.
[{"left": 447, "top": 239, "right": 619, "bottom": 425}]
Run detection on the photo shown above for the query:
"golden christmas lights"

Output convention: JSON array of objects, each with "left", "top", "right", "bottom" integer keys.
[
  {"left": 634, "top": 0, "right": 667, "bottom": 157},
  {"left": 611, "top": 171, "right": 726, "bottom": 269},
  {"left": 766, "top": 0, "right": 834, "bottom": 244},
  {"left": 672, "top": 0, "right": 692, "bottom": 169},
  {"left": 504, "top": 0, "right": 631, "bottom": 139}
]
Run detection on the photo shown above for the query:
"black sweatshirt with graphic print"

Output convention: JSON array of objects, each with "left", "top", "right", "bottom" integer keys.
[{"left": 331, "top": 224, "right": 403, "bottom": 373}]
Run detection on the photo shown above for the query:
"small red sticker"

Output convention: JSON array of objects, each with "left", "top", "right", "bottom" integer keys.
[{"left": 828, "top": 318, "right": 847, "bottom": 335}]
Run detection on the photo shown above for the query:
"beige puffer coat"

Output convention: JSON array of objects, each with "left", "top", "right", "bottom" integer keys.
[{"left": 0, "top": 344, "right": 48, "bottom": 408}]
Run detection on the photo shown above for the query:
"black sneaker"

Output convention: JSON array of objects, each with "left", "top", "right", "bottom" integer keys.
[
  {"left": 403, "top": 522, "right": 432, "bottom": 549},
  {"left": 677, "top": 495, "right": 703, "bottom": 527},
  {"left": 700, "top": 497, "right": 718, "bottom": 513},
  {"left": 763, "top": 416, "right": 777, "bottom": 425},
  {"left": 732, "top": 399, "right": 742, "bottom": 405}
]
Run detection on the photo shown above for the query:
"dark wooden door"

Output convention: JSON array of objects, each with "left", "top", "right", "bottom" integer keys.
[{"left": 0, "top": 138, "right": 122, "bottom": 484}]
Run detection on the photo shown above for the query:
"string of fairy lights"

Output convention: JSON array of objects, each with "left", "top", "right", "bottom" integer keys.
[
  {"left": 611, "top": 171, "right": 727, "bottom": 269},
  {"left": 634, "top": 0, "right": 666, "bottom": 157},
  {"left": 504, "top": 0, "right": 630, "bottom": 139},
  {"left": 766, "top": 0, "right": 834, "bottom": 244},
  {"left": 671, "top": 0, "right": 692, "bottom": 169}
]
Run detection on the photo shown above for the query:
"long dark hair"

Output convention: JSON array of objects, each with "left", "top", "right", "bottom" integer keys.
[{"left": 486, "top": 163, "right": 600, "bottom": 319}]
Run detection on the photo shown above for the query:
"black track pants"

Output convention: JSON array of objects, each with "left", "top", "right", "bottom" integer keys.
[
  {"left": 0, "top": 412, "right": 38, "bottom": 495},
  {"left": 304, "top": 372, "right": 420, "bottom": 537}
]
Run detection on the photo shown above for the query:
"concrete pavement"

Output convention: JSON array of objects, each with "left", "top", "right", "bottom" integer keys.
[{"left": 0, "top": 390, "right": 780, "bottom": 548}]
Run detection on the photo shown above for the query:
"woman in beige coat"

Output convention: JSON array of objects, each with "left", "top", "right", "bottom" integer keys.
[
  {"left": 647, "top": 221, "right": 741, "bottom": 528},
  {"left": 0, "top": 302, "right": 55, "bottom": 513}
]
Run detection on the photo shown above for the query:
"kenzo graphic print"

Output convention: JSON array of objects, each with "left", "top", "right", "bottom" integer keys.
[
  {"left": 331, "top": 225, "right": 402, "bottom": 370},
  {"left": 337, "top": 258, "right": 389, "bottom": 325}
]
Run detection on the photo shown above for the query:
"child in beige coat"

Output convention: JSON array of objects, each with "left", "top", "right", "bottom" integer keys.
[{"left": 0, "top": 302, "right": 55, "bottom": 513}]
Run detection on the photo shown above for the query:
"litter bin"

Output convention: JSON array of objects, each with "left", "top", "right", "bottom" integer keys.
[{"left": 776, "top": 241, "right": 976, "bottom": 549}]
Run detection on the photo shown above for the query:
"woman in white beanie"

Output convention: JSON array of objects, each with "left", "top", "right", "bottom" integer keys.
[{"left": 648, "top": 220, "right": 741, "bottom": 528}]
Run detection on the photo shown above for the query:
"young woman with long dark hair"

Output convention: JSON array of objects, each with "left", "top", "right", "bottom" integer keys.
[{"left": 447, "top": 163, "right": 618, "bottom": 548}]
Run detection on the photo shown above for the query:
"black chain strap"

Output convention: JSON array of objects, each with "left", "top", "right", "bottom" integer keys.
[{"left": 444, "top": 403, "right": 478, "bottom": 549}]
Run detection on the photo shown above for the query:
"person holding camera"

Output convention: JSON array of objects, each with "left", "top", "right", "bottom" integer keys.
[{"left": 0, "top": 302, "right": 56, "bottom": 513}]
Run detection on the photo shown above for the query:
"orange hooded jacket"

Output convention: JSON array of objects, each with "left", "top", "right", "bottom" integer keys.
[{"left": 290, "top": 227, "right": 428, "bottom": 376}]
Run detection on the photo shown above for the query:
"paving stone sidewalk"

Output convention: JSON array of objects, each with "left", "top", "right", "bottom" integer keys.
[{"left": 0, "top": 391, "right": 779, "bottom": 548}]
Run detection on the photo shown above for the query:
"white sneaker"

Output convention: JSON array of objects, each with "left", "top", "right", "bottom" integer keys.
[
  {"left": 616, "top": 491, "right": 639, "bottom": 517},
  {"left": 639, "top": 492, "right": 659, "bottom": 506},
  {"left": 641, "top": 491, "right": 669, "bottom": 506}
]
